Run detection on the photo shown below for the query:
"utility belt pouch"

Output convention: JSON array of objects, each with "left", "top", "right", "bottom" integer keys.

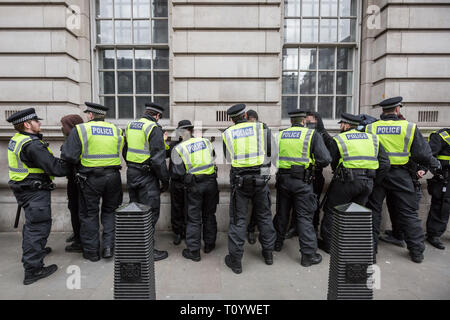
[
  {"left": 254, "top": 176, "right": 266, "bottom": 187},
  {"left": 290, "top": 165, "right": 305, "bottom": 180},
  {"left": 184, "top": 173, "right": 195, "bottom": 186},
  {"left": 304, "top": 169, "right": 313, "bottom": 184}
]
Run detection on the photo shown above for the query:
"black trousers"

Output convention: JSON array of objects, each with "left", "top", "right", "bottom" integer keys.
[
  {"left": 228, "top": 175, "right": 276, "bottom": 260},
  {"left": 185, "top": 177, "right": 219, "bottom": 252},
  {"left": 320, "top": 177, "right": 374, "bottom": 250},
  {"left": 67, "top": 175, "right": 81, "bottom": 242},
  {"left": 247, "top": 206, "right": 258, "bottom": 233},
  {"left": 366, "top": 167, "right": 425, "bottom": 255},
  {"left": 127, "top": 168, "right": 160, "bottom": 227},
  {"left": 426, "top": 176, "right": 450, "bottom": 238},
  {"left": 273, "top": 174, "right": 318, "bottom": 255},
  {"left": 12, "top": 188, "right": 52, "bottom": 272},
  {"left": 170, "top": 180, "right": 186, "bottom": 236},
  {"left": 78, "top": 170, "right": 122, "bottom": 254}
]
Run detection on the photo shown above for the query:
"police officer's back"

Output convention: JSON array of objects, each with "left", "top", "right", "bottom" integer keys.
[
  {"left": 273, "top": 109, "right": 331, "bottom": 267},
  {"left": 7, "top": 108, "right": 68, "bottom": 285},
  {"left": 426, "top": 128, "right": 450, "bottom": 250},
  {"left": 222, "top": 104, "right": 276, "bottom": 274},
  {"left": 61, "top": 102, "right": 124, "bottom": 262},
  {"left": 365, "top": 96, "right": 440, "bottom": 263}
]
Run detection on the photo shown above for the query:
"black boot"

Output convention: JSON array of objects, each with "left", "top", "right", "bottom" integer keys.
[
  {"left": 247, "top": 231, "right": 257, "bottom": 245},
  {"left": 154, "top": 249, "right": 168, "bottom": 261},
  {"left": 66, "top": 233, "right": 75, "bottom": 243},
  {"left": 182, "top": 249, "right": 201, "bottom": 262},
  {"left": 379, "top": 231, "right": 406, "bottom": 248},
  {"left": 83, "top": 251, "right": 100, "bottom": 262},
  {"left": 274, "top": 238, "right": 283, "bottom": 252},
  {"left": 410, "top": 252, "right": 424, "bottom": 263},
  {"left": 285, "top": 227, "right": 298, "bottom": 239},
  {"left": 65, "top": 242, "right": 82, "bottom": 253},
  {"left": 102, "top": 247, "right": 114, "bottom": 259},
  {"left": 427, "top": 236, "right": 445, "bottom": 250},
  {"left": 204, "top": 243, "right": 215, "bottom": 254},
  {"left": 23, "top": 264, "right": 58, "bottom": 285},
  {"left": 301, "top": 253, "right": 322, "bottom": 267},
  {"left": 262, "top": 250, "right": 273, "bottom": 265},
  {"left": 173, "top": 233, "right": 183, "bottom": 246},
  {"left": 44, "top": 247, "right": 52, "bottom": 255},
  {"left": 225, "top": 255, "right": 242, "bottom": 274}
]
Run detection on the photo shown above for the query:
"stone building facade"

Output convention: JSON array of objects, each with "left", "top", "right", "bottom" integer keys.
[{"left": 0, "top": 0, "right": 449, "bottom": 231}]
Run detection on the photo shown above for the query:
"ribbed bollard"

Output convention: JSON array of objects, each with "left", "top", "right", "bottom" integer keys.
[
  {"left": 114, "top": 202, "right": 155, "bottom": 300},
  {"left": 327, "top": 202, "right": 374, "bottom": 300}
]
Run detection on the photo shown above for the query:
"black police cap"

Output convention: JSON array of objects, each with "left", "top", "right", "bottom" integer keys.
[
  {"left": 379, "top": 96, "right": 403, "bottom": 109},
  {"left": 338, "top": 112, "right": 362, "bottom": 125},
  {"left": 7, "top": 108, "right": 43, "bottom": 125},
  {"left": 145, "top": 102, "right": 164, "bottom": 114},
  {"left": 287, "top": 108, "right": 308, "bottom": 118},
  {"left": 227, "top": 104, "right": 246, "bottom": 117},
  {"left": 177, "top": 120, "right": 194, "bottom": 129},
  {"left": 84, "top": 102, "right": 109, "bottom": 115}
]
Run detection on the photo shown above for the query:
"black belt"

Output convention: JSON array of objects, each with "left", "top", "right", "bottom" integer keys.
[
  {"left": 194, "top": 173, "right": 217, "bottom": 183},
  {"left": 348, "top": 168, "right": 376, "bottom": 176}
]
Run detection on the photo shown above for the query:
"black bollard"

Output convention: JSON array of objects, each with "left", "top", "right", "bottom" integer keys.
[
  {"left": 114, "top": 202, "right": 155, "bottom": 300},
  {"left": 327, "top": 202, "right": 374, "bottom": 300}
]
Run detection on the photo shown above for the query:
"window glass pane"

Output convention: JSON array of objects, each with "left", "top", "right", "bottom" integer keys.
[
  {"left": 96, "top": 0, "right": 113, "bottom": 18},
  {"left": 118, "top": 71, "right": 133, "bottom": 93},
  {"left": 99, "top": 72, "right": 115, "bottom": 94},
  {"left": 114, "top": 0, "right": 132, "bottom": 18},
  {"left": 153, "top": 71, "right": 169, "bottom": 94},
  {"left": 300, "top": 48, "right": 316, "bottom": 70},
  {"left": 319, "top": 47, "right": 335, "bottom": 69},
  {"left": 282, "top": 72, "right": 298, "bottom": 94},
  {"left": 339, "top": 19, "right": 356, "bottom": 42},
  {"left": 115, "top": 20, "right": 132, "bottom": 44},
  {"left": 135, "top": 50, "right": 152, "bottom": 69},
  {"left": 301, "top": 19, "right": 318, "bottom": 42},
  {"left": 154, "top": 49, "right": 169, "bottom": 69},
  {"left": 134, "top": 20, "right": 150, "bottom": 44},
  {"left": 318, "top": 72, "right": 334, "bottom": 94},
  {"left": 152, "top": 20, "right": 168, "bottom": 43},
  {"left": 285, "top": 0, "right": 300, "bottom": 17},
  {"left": 318, "top": 96, "right": 333, "bottom": 118},
  {"left": 117, "top": 50, "right": 133, "bottom": 69},
  {"left": 102, "top": 96, "right": 116, "bottom": 119},
  {"left": 302, "top": 0, "right": 319, "bottom": 17},
  {"left": 321, "top": 0, "right": 338, "bottom": 16},
  {"left": 336, "top": 96, "right": 352, "bottom": 118},
  {"left": 340, "top": 0, "right": 356, "bottom": 16},
  {"left": 283, "top": 48, "right": 298, "bottom": 70},
  {"left": 154, "top": 96, "right": 170, "bottom": 118},
  {"left": 336, "top": 71, "right": 352, "bottom": 94},
  {"left": 118, "top": 96, "right": 134, "bottom": 118},
  {"left": 99, "top": 50, "right": 115, "bottom": 69},
  {"left": 282, "top": 96, "right": 298, "bottom": 118},
  {"left": 284, "top": 19, "right": 300, "bottom": 43},
  {"left": 97, "top": 20, "right": 113, "bottom": 44},
  {"left": 153, "top": 0, "right": 168, "bottom": 17},
  {"left": 337, "top": 48, "right": 352, "bottom": 69},
  {"left": 133, "top": 0, "right": 150, "bottom": 18},
  {"left": 320, "top": 19, "right": 337, "bottom": 42},
  {"left": 299, "top": 96, "right": 315, "bottom": 112},
  {"left": 136, "top": 96, "right": 151, "bottom": 117},
  {"left": 136, "top": 72, "right": 152, "bottom": 93},
  {"left": 299, "top": 72, "right": 316, "bottom": 94}
]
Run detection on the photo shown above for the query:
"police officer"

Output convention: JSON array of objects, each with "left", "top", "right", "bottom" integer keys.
[
  {"left": 365, "top": 96, "right": 440, "bottom": 263},
  {"left": 123, "top": 102, "right": 170, "bottom": 261},
  {"left": 171, "top": 121, "right": 219, "bottom": 261},
  {"left": 273, "top": 109, "right": 331, "bottom": 266},
  {"left": 425, "top": 128, "right": 450, "bottom": 250},
  {"left": 167, "top": 121, "right": 191, "bottom": 246},
  {"left": 318, "top": 113, "right": 390, "bottom": 254},
  {"left": 7, "top": 108, "right": 68, "bottom": 284},
  {"left": 222, "top": 104, "right": 275, "bottom": 274},
  {"left": 61, "top": 102, "right": 124, "bottom": 262}
]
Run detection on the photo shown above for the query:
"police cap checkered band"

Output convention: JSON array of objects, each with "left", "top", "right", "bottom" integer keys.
[
  {"left": 85, "top": 106, "right": 107, "bottom": 115},
  {"left": 12, "top": 113, "right": 38, "bottom": 125},
  {"left": 7, "top": 108, "right": 42, "bottom": 125},
  {"left": 227, "top": 104, "right": 246, "bottom": 117}
]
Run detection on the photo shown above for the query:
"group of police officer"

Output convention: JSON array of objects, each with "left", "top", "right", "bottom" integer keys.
[{"left": 7, "top": 96, "right": 449, "bottom": 284}]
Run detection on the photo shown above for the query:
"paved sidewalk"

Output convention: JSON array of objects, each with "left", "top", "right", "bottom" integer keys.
[{"left": 0, "top": 232, "right": 449, "bottom": 300}]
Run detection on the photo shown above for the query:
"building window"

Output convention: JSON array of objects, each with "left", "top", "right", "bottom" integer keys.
[
  {"left": 282, "top": 0, "right": 358, "bottom": 119},
  {"left": 95, "top": 0, "right": 169, "bottom": 119}
]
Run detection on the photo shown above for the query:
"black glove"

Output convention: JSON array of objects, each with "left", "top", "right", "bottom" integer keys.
[
  {"left": 160, "top": 179, "right": 169, "bottom": 193},
  {"left": 313, "top": 112, "right": 325, "bottom": 132}
]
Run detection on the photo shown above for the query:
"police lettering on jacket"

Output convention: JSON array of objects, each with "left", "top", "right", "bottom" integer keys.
[
  {"left": 8, "top": 140, "right": 16, "bottom": 151},
  {"left": 346, "top": 132, "right": 368, "bottom": 140},
  {"left": 186, "top": 141, "right": 207, "bottom": 154},
  {"left": 91, "top": 126, "right": 114, "bottom": 136},
  {"left": 376, "top": 126, "right": 401, "bottom": 135},
  {"left": 129, "top": 122, "right": 144, "bottom": 130},
  {"left": 232, "top": 127, "right": 254, "bottom": 139},
  {"left": 281, "top": 131, "right": 302, "bottom": 139}
]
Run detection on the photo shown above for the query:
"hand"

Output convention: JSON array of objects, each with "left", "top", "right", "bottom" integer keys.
[
  {"left": 160, "top": 180, "right": 169, "bottom": 193},
  {"left": 163, "top": 131, "right": 169, "bottom": 141},
  {"left": 416, "top": 170, "right": 426, "bottom": 179}
]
